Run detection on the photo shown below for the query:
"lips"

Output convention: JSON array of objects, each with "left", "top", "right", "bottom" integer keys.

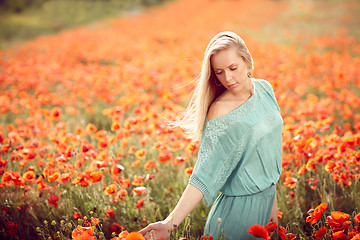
[{"left": 228, "top": 83, "right": 237, "bottom": 88}]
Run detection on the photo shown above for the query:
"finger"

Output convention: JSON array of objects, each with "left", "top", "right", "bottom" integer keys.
[
  {"left": 139, "top": 225, "right": 152, "bottom": 235},
  {"left": 143, "top": 232, "right": 151, "bottom": 240}
]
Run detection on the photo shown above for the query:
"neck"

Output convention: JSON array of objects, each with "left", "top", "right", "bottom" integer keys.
[{"left": 232, "top": 78, "right": 253, "bottom": 99}]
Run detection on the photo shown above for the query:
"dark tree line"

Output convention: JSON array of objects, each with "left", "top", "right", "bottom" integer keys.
[{"left": 0, "top": 0, "right": 168, "bottom": 13}]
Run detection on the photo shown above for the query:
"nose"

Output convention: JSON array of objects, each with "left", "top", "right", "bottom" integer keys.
[{"left": 224, "top": 70, "right": 232, "bottom": 82}]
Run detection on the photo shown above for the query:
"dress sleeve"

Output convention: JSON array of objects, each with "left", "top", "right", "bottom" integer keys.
[
  {"left": 189, "top": 121, "right": 248, "bottom": 206},
  {"left": 259, "top": 79, "right": 281, "bottom": 112}
]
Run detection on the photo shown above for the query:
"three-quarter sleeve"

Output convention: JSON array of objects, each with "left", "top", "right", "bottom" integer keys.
[{"left": 189, "top": 122, "right": 249, "bottom": 206}]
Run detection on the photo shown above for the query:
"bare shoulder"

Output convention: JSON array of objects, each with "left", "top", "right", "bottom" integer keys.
[{"left": 207, "top": 99, "right": 228, "bottom": 121}]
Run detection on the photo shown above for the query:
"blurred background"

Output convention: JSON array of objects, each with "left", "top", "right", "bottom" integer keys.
[
  {"left": 0, "top": 0, "right": 170, "bottom": 48},
  {"left": 1, "top": 0, "right": 360, "bottom": 49}
]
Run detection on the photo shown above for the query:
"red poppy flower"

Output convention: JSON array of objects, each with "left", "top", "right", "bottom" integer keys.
[
  {"left": 111, "top": 164, "right": 125, "bottom": 175},
  {"left": 265, "top": 222, "right": 277, "bottom": 232},
  {"left": 136, "top": 198, "right": 145, "bottom": 209},
  {"left": 133, "top": 187, "right": 146, "bottom": 195},
  {"left": 90, "top": 171, "right": 104, "bottom": 183},
  {"left": 48, "top": 194, "right": 59, "bottom": 208},
  {"left": 7, "top": 221, "right": 18, "bottom": 235},
  {"left": 135, "top": 149, "right": 147, "bottom": 159},
  {"left": 314, "top": 226, "right": 327, "bottom": 239},
  {"left": 110, "top": 222, "right": 124, "bottom": 233},
  {"left": 125, "top": 232, "right": 144, "bottom": 240},
  {"left": 104, "top": 184, "right": 118, "bottom": 195},
  {"left": 355, "top": 212, "right": 360, "bottom": 222},
  {"left": 247, "top": 224, "right": 270, "bottom": 240},
  {"left": 277, "top": 226, "right": 296, "bottom": 240},
  {"left": 106, "top": 208, "right": 115, "bottom": 218},
  {"left": 307, "top": 202, "right": 328, "bottom": 224},
  {"left": 184, "top": 167, "right": 193, "bottom": 176},
  {"left": 91, "top": 218, "right": 100, "bottom": 226},
  {"left": 72, "top": 227, "right": 95, "bottom": 240},
  {"left": 202, "top": 236, "right": 213, "bottom": 240},
  {"left": 73, "top": 212, "right": 83, "bottom": 219}
]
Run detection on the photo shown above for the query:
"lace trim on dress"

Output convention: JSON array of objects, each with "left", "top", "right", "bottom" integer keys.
[{"left": 194, "top": 108, "right": 283, "bottom": 206}]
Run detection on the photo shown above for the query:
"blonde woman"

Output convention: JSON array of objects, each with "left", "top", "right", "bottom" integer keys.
[{"left": 140, "top": 31, "right": 283, "bottom": 240}]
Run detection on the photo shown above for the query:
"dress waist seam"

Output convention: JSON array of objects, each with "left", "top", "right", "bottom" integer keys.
[{"left": 221, "top": 184, "right": 275, "bottom": 197}]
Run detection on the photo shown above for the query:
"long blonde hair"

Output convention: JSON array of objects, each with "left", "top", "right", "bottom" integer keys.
[{"left": 172, "top": 31, "right": 254, "bottom": 142}]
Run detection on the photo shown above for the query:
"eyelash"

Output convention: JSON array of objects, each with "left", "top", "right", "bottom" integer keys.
[{"left": 215, "top": 67, "right": 237, "bottom": 75}]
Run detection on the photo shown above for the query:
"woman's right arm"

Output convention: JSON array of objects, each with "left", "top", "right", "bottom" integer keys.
[{"left": 139, "top": 183, "right": 203, "bottom": 240}]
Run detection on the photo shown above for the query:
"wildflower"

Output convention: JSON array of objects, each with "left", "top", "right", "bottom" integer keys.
[
  {"left": 73, "top": 212, "right": 83, "bottom": 219},
  {"left": 133, "top": 187, "right": 146, "bottom": 195},
  {"left": 48, "top": 172, "right": 60, "bottom": 182},
  {"left": 48, "top": 194, "right": 59, "bottom": 208},
  {"left": 85, "top": 123, "right": 97, "bottom": 135},
  {"left": 277, "top": 226, "right": 296, "bottom": 240},
  {"left": 351, "top": 234, "right": 360, "bottom": 240},
  {"left": 106, "top": 208, "right": 115, "bottom": 219},
  {"left": 90, "top": 171, "right": 104, "bottom": 183},
  {"left": 73, "top": 173, "right": 90, "bottom": 187},
  {"left": 136, "top": 198, "right": 145, "bottom": 209},
  {"left": 143, "top": 160, "right": 158, "bottom": 170},
  {"left": 306, "top": 202, "right": 328, "bottom": 224},
  {"left": 91, "top": 217, "right": 100, "bottom": 226},
  {"left": 105, "top": 184, "right": 118, "bottom": 195},
  {"left": 247, "top": 224, "right": 270, "bottom": 240},
  {"left": 50, "top": 107, "right": 61, "bottom": 121},
  {"left": 264, "top": 222, "right": 277, "bottom": 232},
  {"left": 119, "top": 230, "right": 129, "bottom": 238},
  {"left": 326, "top": 211, "right": 351, "bottom": 232},
  {"left": 128, "top": 145, "right": 137, "bottom": 154},
  {"left": 158, "top": 149, "right": 173, "bottom": 163},
  {"left": 119, "top": 189, "right": 128, "bottom": 197},
  {"left": 7, "top": 221, "right": 18, "bottom": 235},
  {"left": 1, "top": 144, "right": 10, "bottom": 153},
  {"left": 202, "top": 237, "right": 213, "bottom": 240},
  {"left": 313, "top": 226, "right": 327, "bottom": 239},
  {"left": 111, "top": 164, "right": 125, "bottom": 175},
  {"left": 111, "top": 122, "right": 121, "bottom": 131},
  {"left": 110, "top": 222, "right": 124, "bottom": 233},
  {"left": 23, "top": 171, "right": 36, "bottom": 181},
  {"left": 135, "top": 149, "right": 147, "bottom": 159},
  {"left": 172, "top": 156, "right": 188, "bottom": 166},
  {"left": 72, "top": 227, "right": 95, "bottom": 240},
  {"left": 284, "top": 177, "right": 297, "bottom": 189},
  {"left": 132, "top": 175, "right": 144, "bottom": 186},
  {"left": 355, "top": 212, "right": 360, "bottom": 222},
  {"left": 329, "top": 230, "right": 347, "bottom": 239},
  {"left": 145, "top": 174, "right": 155, "bottom": 182},
  {"left": 125, "top": 232, "right": 144, "bottom": 240},
  {"left": 184, "top": 167, "right": 193, "bottom": 176}
]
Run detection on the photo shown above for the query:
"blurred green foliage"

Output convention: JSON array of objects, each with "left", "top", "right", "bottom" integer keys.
[{"left": 0, "top": 0, "right": 169, "bottom": 48}]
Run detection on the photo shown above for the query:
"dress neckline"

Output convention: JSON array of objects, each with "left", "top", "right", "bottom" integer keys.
[{"left": 206, "top": 78, "right": 256, "bottom": 123}]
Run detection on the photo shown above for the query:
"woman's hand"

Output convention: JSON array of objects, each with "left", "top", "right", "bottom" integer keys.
[
  {"left": 139, "top": 220, "right": 172, "bottom": 240},
  {"left": 139, "top": 184, "right": 203, "bottom": 240}
]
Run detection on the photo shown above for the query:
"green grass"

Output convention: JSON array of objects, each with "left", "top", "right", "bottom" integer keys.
[{"left": 0, "top": 0, "right": 170, "bottom": 49}]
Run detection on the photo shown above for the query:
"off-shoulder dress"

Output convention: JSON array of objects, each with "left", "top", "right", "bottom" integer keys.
[{"left": 189, "top": 78, "right": 283, "bottom": 240}]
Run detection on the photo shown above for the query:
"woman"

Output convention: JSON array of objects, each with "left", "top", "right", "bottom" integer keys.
[{"left": 140, "top": 31, "right": 283, "bottom": 240}]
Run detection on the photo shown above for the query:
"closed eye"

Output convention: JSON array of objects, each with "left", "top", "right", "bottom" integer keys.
[{"left": 230, "top": 66, "right": 237, "bottom": 71}]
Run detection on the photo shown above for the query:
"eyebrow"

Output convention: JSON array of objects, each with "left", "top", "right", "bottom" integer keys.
[{"left": 213, "top": 63, "right": 237, "bottom": 70}]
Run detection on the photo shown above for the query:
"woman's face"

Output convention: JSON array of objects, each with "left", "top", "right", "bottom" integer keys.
[{"left": 211, "top": 46, "right": 250, "bottom": 94}]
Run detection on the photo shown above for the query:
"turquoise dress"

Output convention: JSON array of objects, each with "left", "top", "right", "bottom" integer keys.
[{"left": 189, "top": 78, "right": 283, "bottom": 240}]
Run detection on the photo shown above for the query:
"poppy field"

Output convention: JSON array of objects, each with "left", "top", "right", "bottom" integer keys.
[{"left": 0, "top": 0, "right": 360, "bottom": 239}]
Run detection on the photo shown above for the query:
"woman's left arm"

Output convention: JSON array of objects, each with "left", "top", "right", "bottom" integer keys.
[{"left": 269, "top": 191, "right": 278, "bottom": 224}]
